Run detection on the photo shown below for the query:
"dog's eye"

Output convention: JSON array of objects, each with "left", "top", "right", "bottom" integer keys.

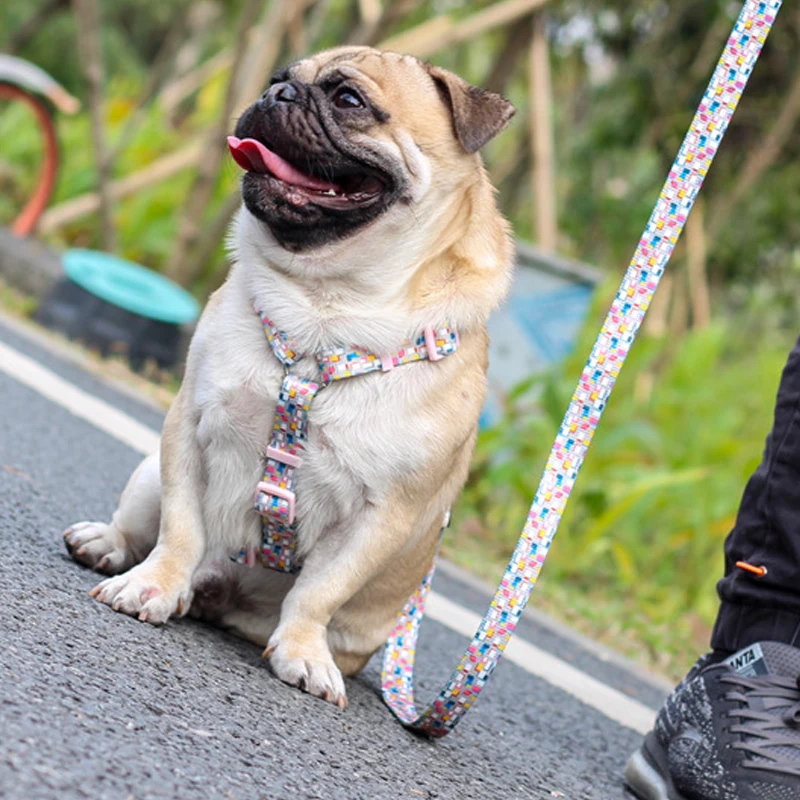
[{"left": 333, "top": 87, "right": 365, "bottom": 110}]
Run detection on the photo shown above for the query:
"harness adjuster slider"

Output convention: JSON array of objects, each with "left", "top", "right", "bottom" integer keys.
[
  {"left": 424, "top": 326, "right": 443, "bottom": 361},
  {"left": 266, "top": 445, "right": 302, "bottom": 468},
  {"left": 256, "top": 482, "right": 296, "bottom": 525}
]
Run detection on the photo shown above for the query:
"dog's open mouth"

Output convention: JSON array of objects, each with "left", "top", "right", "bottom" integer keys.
[{"left": 227, "top": 136, "right": 386, "bottom": 210}]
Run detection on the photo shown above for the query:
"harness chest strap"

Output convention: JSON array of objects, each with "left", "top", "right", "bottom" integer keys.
[{"left": 233, "top": 308, "right": 459, "bottom": 572}]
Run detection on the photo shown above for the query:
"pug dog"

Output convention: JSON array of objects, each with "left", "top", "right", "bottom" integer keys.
[{"left": 63, "top": 47, "right": 515, "bottom": 708}]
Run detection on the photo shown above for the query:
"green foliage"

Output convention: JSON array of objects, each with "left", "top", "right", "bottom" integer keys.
[{"left": 445, "top": 294, "right": 793, "bottom": 676}]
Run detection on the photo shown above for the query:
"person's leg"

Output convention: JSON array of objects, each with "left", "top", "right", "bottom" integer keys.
[
  {"left": 712, "top": 332, "right": 800, "bottom": 652},
  {"left": 625, "top": 336, "right": 800, "bottom": 800}
]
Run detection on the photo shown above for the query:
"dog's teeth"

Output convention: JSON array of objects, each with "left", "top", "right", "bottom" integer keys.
[{"left": 325, "top": 189, "right": 337, "bottom": 196}]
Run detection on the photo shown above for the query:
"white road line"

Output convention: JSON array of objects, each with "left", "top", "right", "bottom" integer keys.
[
  {"left": 0, "top": 340, "right": 160, "bottom": 455},
  {"left": 426, "top": 592, "right": 655, "bottom": 734},
  {"left": 0, "top": 337, "right": 656, "bottom": 734}
]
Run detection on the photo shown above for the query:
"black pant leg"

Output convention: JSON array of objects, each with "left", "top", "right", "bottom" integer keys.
[{"left": 711, "top": 333, "right": 800, "bottom": 652}]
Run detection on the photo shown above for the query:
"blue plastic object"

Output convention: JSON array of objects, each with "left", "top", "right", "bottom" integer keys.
[{"left": 63, "top": 249, "right": 199, "bottom": 325}]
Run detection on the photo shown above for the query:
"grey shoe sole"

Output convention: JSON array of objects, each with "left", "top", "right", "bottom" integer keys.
[{"left": 624, "top": 732, "right": 688, "bottom": 800}]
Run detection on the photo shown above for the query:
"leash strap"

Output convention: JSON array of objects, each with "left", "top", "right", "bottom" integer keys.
[{"left": 381, "top": 0, "right": 783, "bottom": 737}]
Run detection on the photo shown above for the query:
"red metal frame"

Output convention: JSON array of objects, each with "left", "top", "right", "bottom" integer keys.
[{"left": 0, "top": 83, "right": 60, "bottom": 236}]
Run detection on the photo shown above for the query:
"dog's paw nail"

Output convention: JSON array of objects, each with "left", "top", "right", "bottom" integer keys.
[
  {"left": 139, "top": 611, "right": 149, "bottom": 623},
  {"left": 336, "top": 695, "right": 348, "bottom": 710},
  {"left": 176, "top": 598, "right": 184, "bottom": 616},
  {"left": 262, "top": 644, "right": 276, "bottom": 660},
  {"left": 88, "top": 586, "right": 101, "bottom": 598}
]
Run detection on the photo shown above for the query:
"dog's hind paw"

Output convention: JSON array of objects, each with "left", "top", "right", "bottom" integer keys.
[
  {"left": 63, "top": 521, "right": 133, "bottom": 575},
  {"left": 265, "top": 627, "right": 348, "bottom": 709}
]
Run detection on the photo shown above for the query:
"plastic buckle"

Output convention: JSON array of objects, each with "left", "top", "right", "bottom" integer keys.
[{"left": 256, "top": 481, "right": 296, "bottom": 525}]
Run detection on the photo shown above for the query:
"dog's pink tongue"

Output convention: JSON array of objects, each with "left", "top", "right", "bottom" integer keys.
[{"left": 227, "top": 136, "right": 339, "bottom": 192}]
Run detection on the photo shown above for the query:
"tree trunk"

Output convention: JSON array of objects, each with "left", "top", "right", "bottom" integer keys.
[
  {"left": 233, "top": 0, "right": 295, "bottom": 117},
  {"left": 686, "top": 198, "right": 710, "bottom": 330},
  {"left": 645, "top": 272, "right": 673, "bottom": 338},
  {"left": 528, "top": 13, "right": 557, "bottom": 252},
  {"left": 708, "top": 61, "right": 800, "bottom": 240},
  {"left": 380, "top": 0, "right": 550, "bottom": 59},
  {"left": 353, "top": 0, "right": 423, "bottom": 46},
  {"left": 668, "top": 265, "right": 689, "bottom": 340},
  {"left": 166, "top": 0, "right": 265, "bottom": 286},
  {"left": 357, "top": 0, "right": 381, "bottom": 26},
  {"left": 106, "top": 0, "right": 192, "bottom": 166},
  {"left": 484, "top": 15, "right": 533, "bottom": 95},
  {"left": 72, "top": 0, "right": 116, "bottom": 252}
]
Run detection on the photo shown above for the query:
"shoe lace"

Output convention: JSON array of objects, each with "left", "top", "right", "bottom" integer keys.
[{"left": 720, "top": 672, "right": 800, "bottom": 777}]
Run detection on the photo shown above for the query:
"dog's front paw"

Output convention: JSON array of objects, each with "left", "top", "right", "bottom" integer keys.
[
  {"left": 265, "top": 626, "right": 348, "bottom": 709},
  {"left": 90, "top": 558, "right": 192, "bottom": 626},
  {"left": 64, "top": 521, "right": 133, "bottom": 575}
]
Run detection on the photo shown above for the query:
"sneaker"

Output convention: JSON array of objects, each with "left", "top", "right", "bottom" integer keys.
[{"left": 624, "top": 641, "right": 800, "bottom": 800}]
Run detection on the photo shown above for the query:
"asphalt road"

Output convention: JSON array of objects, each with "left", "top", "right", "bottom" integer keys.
[{"left": 0, "top": 315, "right": 667, "bottom": 800}]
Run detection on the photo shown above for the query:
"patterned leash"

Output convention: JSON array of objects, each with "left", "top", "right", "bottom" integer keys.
[{"left": 381, "top": 0, "right": 783, "bottom": 737}]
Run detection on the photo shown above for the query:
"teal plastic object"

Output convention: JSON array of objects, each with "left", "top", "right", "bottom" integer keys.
[{"left": 62, "top": 249, "right": 200, "bottom": 325}]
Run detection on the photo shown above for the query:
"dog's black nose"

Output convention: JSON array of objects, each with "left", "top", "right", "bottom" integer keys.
[{"left": 261, "top": 82, "right": 299, "bottom": 108}]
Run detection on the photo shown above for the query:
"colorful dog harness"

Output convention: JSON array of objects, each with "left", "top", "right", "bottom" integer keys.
[
  {"left": 379, "top": 0, "right": 782, "bottom": 737},
  {"left": 233, "top": 307, "right": 459, "bottom": 572}
]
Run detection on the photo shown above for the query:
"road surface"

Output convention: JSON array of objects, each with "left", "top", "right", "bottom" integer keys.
[{"left": 0, "top": 314, "right": 668, "bottom": 800}]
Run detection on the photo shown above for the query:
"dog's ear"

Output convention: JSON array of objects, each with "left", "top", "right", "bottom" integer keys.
[{"left": 427, "top": 65, "right": 516, "bottom": 154}]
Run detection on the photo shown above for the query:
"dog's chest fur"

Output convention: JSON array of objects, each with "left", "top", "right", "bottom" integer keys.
[{"left": 188, "top": 273, "right": 445, "bottom": 564}]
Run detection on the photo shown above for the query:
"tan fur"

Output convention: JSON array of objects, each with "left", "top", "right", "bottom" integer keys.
[{"left": 64, "top": 48, "right": 515, "bottom": 708}]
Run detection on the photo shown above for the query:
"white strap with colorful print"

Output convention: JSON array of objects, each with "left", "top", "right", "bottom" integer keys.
[
  {"left": 235, "top": 307, "right": 460, "bottom": 573},
  {"left": 381, "top": 0, "right": 783, "bottom": 737}
]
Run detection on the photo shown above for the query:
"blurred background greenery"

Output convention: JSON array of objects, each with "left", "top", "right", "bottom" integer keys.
[{"left": 2, "top": 0, "right": 800, "bottom": 677}]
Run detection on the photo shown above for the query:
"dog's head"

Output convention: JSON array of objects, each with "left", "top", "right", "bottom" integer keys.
[{"left": 230, "top": 47, "right": 515, "bottom": 254}]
